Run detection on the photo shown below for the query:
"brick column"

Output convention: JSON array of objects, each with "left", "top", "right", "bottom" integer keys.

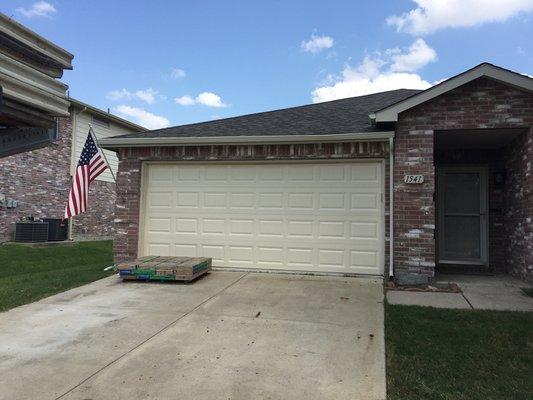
[
  {"left": 393, "top": 129, "right": 436, "bottom": 284},
  {"left": 113, "top": 152, "right": 142, "bottom": 263},
  {"left": 503, "top": 128, "right": 533, "bottom": 282}
]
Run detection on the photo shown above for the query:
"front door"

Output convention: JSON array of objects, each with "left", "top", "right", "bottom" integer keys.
[{"left": 437, "top": 166, "right": 488, "bottom": 265}]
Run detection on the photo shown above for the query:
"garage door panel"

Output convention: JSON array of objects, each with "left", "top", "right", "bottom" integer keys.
[
  {"left": 257, "top": 219, "right": 284, "bottom": 237},
  {"left": 204, "top": 192, "right": 227, "bottom": 208},
  {"left": 318, "top": 221, "right": 346, "bottom": 239},
  {"left": 147, "top": 217, "right": 172, "bottom": 233},
  {"left": 350, "top": 222, "right": 378, "bottom": 239},
  {"left": 257, "top": 246, "right": 284, "bottom": 265},
  {"left": 318, "top": 193, "right": 346, "bottom": 210},
  {"left": 148, "top": 243, "right": 171, "bottom": 256},
  {"left": 174, "top": 244, "right": 197, "bottom": 257},
  {"left": 202, "top": 218, "right": 225, "bottom": 235},
  {"left": 142, "top": 162, "right": 383, "bottom": 275},
  {"left": 149, "top": 192, "right": 172, "bottom": 208},
  {"left": 200, "top": 245, "right": 225, "bottom": 264},
  {"left": 350, "top": 193, "right": 379, "bottom": 210},
  {"left": 351, "top": 163, "right": 379, "bottom": 181},
  {"left": 258, "top": 193, "right": 284, "bottom": 209},
  {"left": 175, "top": 218, "right": 198, "bottom": 234}
]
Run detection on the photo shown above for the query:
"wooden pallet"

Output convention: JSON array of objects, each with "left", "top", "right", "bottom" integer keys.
[{"left": 117, "top": 256, "right": 212, "bottom": 282}]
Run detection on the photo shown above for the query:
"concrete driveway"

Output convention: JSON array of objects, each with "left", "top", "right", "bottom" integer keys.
[{"left": 0, "top": 271, "right": 385, "bottom": 400}]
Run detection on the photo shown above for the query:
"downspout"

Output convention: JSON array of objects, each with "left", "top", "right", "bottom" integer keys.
[
  {"left": 67, "top": 105, "right": 88, "bottom": 241},
  {"left": 389, "top": 136, "right": 394, "bottom": 278}
]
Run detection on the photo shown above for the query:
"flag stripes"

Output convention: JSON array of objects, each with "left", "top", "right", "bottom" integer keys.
[{"left": 64, "top": 130, "right": 109, "bottom": 219}]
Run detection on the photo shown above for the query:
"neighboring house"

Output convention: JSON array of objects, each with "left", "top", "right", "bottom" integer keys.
[
  {"left": 0, "top": 99, "right": 146, "bottom": 242},
  {"left": 0, "top": 12, "right": 73, "bottom": 158},
  {"left": 101, "top": 63, "right": 533, "bottom": 284}
]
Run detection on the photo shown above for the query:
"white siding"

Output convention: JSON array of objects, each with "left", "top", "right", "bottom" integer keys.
[{"left": 72, "top": 110, "right": 141, "bottom": 183}]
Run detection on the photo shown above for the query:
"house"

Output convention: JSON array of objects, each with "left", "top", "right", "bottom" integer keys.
[
  {"left": 100, "top": 63, "right": 533, "bottom": 284},
  {"left": 0, "top": 99, "right": 146, "bottom": 242},
  {"left": 0, "top": 12, "right": 73, "bottom": 158}
]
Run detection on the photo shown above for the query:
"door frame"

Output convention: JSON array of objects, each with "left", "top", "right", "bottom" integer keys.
[{"left": 436, "top": 164, "right": 489, "bottom": 266}]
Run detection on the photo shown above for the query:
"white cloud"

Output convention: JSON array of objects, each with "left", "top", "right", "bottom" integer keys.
[
  {"left": 311, "top": 39, "right": 436, "bottom": 103},
  {"left": 107, "top": 88, "right": 131, "bottom": 102},
  {"left": 107, "top": 88, "right": 159, "bottom": 104},
  {"left": 134, "top": 88, "right": 158, "bottom": 104},
  {"left": 174, "top": 92, "right": 228, "bottom": 107},
  {"left": 387, "top": 0, "right": 533, "bottom": 35},
  {"left": 389, "top": 38, "right": 437, "bottom": 72},
  {"left": 171, "top": 68, "right": 186, "bottom": 79},
  {"left": 115, "top": 105, "right": 170, "bottom": 129},
  {"left": 196, "top": 92, "right": 227, "bottom": 107},
  {"left": 16, "top": 1, "right": 56, "bottom": 18},
  {"left": 301, "top": 34, "right": 334, "bottom": 54},
  {"left": 174, "top": 95, "right": 195, "bottom": 105}
]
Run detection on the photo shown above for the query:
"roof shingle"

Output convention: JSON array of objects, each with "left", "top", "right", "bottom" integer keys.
[{"left": 113, "top": 89, "right": 421, "bottom": 139}]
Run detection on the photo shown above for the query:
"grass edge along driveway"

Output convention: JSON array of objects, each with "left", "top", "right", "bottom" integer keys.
[
  {"left": 0, "top": 240, "right": 114, "bottom": 312},
  {"left": 385, "top": 302, "right": 533, "bottom": 400}
]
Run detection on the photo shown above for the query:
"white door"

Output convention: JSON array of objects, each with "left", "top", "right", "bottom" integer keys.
[{"left": 141, "top": 162, "right": 384, "bottom": 275}]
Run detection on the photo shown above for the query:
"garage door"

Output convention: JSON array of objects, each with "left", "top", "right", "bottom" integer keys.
[{"left": 141, "top": 162, "right": 384, "bottom": 275}]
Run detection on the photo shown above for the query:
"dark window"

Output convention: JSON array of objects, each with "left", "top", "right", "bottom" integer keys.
[{"left": 48, "top": 118, "right": 59, "bottom": 140}]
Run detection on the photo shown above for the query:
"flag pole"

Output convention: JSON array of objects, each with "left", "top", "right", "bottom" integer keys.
[{"left": 88, "top": 124, "right": 119, "bottom": 187}]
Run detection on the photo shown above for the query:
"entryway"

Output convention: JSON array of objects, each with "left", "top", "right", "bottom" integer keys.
[
  {"left": 434, "top": 127, "right": 528, "bottom": 275},
  {"left": 436, "top": 165, "right": 488, "bottom": 266}
]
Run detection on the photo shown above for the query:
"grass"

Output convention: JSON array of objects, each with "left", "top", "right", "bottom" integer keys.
[
  {"left": 385, "top": 303, "right": 533, "bottom": 400},
  {"left": 521, "top": 287, "right": 533, "bottom": 298},
  {"left": 0, "top": 240, "right": 114, "bottom": 312}
]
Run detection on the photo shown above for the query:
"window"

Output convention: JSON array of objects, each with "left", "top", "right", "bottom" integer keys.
[
  {"left": 48, "top": 118, "right": 59, "bottom": 140},
  {"left": 92, "top": 115, "right": 110, "bottom": 128}
]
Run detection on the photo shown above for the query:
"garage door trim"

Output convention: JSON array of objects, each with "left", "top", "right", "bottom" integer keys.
[{"left": 138, "top": 159, "right": 385, "bottom": 276}]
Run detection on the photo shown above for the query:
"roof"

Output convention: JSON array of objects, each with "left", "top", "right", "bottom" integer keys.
[
  {"left": 100, "top": 89, "right": 419, "bottom": 148},
  {"left": 69, "top": 98, "right": 148, "bottom": 132},
  {"left": 372, "top": 63, "right": 533, "bottom": 123},
  {"left": 0, "top": 13, "right": 73, "bottom": 71}
]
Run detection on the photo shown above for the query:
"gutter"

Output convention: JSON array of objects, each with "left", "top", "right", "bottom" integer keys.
[
  {"left": 69, "top": 98, "right": 148, "bottom": 132},
  {"left": 99, "top": 131, "right": 395, "bottom": 149}
]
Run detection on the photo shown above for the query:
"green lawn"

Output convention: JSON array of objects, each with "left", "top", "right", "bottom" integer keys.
[
  {"left": 385, "top": 303, "right": 533, "bottom": 400},
  {"left": 0, "top": 240, "right": 114, "bottom": 312}
]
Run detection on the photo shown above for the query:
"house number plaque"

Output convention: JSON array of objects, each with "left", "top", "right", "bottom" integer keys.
[{"left": 404, "top": 175, "right": 424, "bottom": 183}]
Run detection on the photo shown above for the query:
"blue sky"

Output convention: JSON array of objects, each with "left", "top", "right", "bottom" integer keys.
[{"left": 2, "top": 0, "right": 532, "bottom": 129}]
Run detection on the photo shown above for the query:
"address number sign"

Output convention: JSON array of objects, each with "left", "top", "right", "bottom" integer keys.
[{"left": 404, "top": 175, "right": 424, "bottom": 184}]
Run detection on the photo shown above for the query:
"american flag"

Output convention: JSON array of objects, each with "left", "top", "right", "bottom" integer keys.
[{"left": 64, "top": 130, "right": 108, "bottom": 218}]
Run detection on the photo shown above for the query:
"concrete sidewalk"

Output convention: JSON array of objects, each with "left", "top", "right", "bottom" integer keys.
[
  {"left": 387, "top": 274, "right": 533, "bottom": 311},
  {"left": 0, "top": 271, "right": 385, "bottom": 400}
]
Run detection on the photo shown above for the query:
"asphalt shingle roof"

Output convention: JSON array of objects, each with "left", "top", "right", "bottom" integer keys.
[{"left": 114, "top": 89, "right": 421, "bottom": 139}]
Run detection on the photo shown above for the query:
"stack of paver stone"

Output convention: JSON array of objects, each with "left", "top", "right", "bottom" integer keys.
[{"left": 117, "top": 256, "right": 212, "bottom": 282}]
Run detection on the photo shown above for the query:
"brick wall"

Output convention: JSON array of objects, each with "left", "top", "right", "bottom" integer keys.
[
  {"left": 0, "top": 117, "right": 72, "bottom": 242},
  {"left": 392, "top": 129, "right": 435, "bottom": 284},
  {"left": 72, "top": 180, "right": 117, "bottom": 240},
  {"left": 114, "top": 141, "right": 390, "bottom": 263},
  {"left": 503, "top": 129, "right": 533, "bottom": 282},
  {"left": 394, "top": 77, "right": 533, "bottom": 284},
  {"left": 0, "top": 114, "right": 116, "bottom": 242}
]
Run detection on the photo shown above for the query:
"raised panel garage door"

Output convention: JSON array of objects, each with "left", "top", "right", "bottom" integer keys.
[{"left": 141, "top": 162, "right": 384, "bottom": 275}]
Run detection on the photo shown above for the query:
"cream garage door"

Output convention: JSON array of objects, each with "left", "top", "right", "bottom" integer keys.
[{"left": 141, "top": 162, "right": 384, "bottom": 275}]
